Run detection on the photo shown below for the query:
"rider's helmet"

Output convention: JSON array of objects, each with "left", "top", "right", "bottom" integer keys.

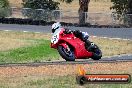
[{"left": 52, "top": 22, "right": 61, "bottom": 33}]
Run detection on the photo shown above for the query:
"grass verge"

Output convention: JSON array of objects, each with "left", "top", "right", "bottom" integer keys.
[
  {"left": 0, "top": 30, "right": 131, "bottom": 63},
  {"left": 90, "top": 37, "right": 132, "bottom": 57},
  {"left": 0, "top": 75, "right": 131, "bottom": 88},
  {"left": 0, "top": 62, "right": 132, "bottom": 88},
  {"left": 0, "top": 39, "right": 60, "bottom": 63},
  {"left": 0, "top": 31, "right": 60, "bottom": 63}
]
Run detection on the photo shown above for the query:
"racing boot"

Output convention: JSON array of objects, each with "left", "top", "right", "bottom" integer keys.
[
  {"left": 85, "top": 40, "right": 96, "bottom": 52},
  {"left": 87, "top": 43, "right": 97, "bottom": 52}
]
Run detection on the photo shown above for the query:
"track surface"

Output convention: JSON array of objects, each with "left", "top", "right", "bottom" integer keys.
[
  {"left": 0, "top": 54, "right": 132, "bottom": 67},
  {"left": 0, "top": 24, "right": 131, "bottom": 66},
  {"left": 0, "top": 24, "right": 132, "bottom": 39}
]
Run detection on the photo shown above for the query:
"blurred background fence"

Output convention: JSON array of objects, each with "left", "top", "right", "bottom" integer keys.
[{"left": 0, "top": 7, "right": 132, "bottom": 26}]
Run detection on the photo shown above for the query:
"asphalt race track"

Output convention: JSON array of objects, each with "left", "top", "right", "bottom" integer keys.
[
  {"left": 0, "top": 24, "right": 132, "bottom": 39},
  {"left": 0, "top": 54, "right": 132, "bottom": 67},
  {"left": 0, "top": 24, "right": 132, "bottom": 66}
]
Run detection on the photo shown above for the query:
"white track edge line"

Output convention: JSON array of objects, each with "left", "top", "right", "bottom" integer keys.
[
  {"left": 2, "top": 30, "right": 132, "bottom": 41},
  {"left": 91, "top": 35, "right": 131, "bottom": 41}
]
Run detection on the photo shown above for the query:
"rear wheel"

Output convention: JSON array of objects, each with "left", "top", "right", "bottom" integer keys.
[
  {"left": 58, "top": 45, "right": 75, "bottom": 61},
  {"left": 90, "top": 44, "right": 102, "bottom": 60}
]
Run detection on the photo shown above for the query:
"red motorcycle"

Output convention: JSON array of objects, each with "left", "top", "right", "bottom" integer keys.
[{"left": 51, "top": 28, "right": 102, "bottom": 61}]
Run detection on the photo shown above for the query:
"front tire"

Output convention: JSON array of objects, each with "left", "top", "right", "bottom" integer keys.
[{"left": 58, "top": 45, "right": 75, "bottom": 61}]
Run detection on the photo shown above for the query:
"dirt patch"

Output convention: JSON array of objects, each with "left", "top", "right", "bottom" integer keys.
[
  {"left": 0, "top": 62, "right": 132, "bottom": 77},
  {"left": 90, "top": 37, "right": 132, "bottom": 56},
  {"left": 0, "top": 31, "right": 51, "bottom": 51},
  {"left": 0, "top": 37, "right": 31, "bottom": 51},
  {"left": 0, "top": 31, "right": 51, "bottom": 40}
]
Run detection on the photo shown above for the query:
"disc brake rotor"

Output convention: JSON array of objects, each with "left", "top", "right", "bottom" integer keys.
[{"left": 63, "top": 45, "right": 72, "bottom": 56}]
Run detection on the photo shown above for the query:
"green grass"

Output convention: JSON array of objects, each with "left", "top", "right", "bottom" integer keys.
[
  {"left": 0, "top": 75, "right": 131, "bottom": 88},
  {"left": 25, "top": 75, "right": 76, "bottom": 88},
  {"left": 27, "top": 76, "right": 132, "bottom": 88},
  {"left": 0, "top": 39, "right": 60, "bottom": 64}
]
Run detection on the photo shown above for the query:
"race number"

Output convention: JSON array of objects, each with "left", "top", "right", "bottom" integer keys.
[
  {"left": 52, "top": 35, "right": 58, "bottom": 44},
  {"left": 51, "top": 29, "right": 61, "bottom": 44}
]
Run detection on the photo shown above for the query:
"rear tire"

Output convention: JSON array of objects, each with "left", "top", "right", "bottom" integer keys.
[
  {"left": 58, "top": 45, "right": 75, "bottom": 61},
  {"left": 91, "top": 44, "right": 102, "bottom": 60}
]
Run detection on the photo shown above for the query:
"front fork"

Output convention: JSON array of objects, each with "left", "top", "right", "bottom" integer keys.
[
  {"left": 59, "top": 43, "right": 71, "bottom": 53},
  {"left": 51, "top": 42, "right": 70, "bottom": 51}
]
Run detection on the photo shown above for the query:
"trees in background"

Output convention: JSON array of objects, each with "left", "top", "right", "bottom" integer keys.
[
  {"left": 127, "top": 0, "right": 132, "bottom": 26},
  {"left": 22, "top": 0, "right": 59, "bottom": 10},
  {"left": 22, "top": 0, "right": 59, "bottom": 21},
  {"left": 111, "top": 0, "right": 128, "bottom": 18},
  {"left": 111, "top": 0, "right": 132, "bottom": 26},
  {"left": 128, "top": 0, "right": 132, "bottom": 14},
  {"left": 60, "top": 0, "right": 90, "bottom": 24},
  {"left": 0, "top": 0, "right": 11, "bottom": 17},
  {"left": 22, "top": 0, "right": 90, "bottom": 24},
  {"left": 13, "top": 0, "right": 132, "bottom": 25},
  {"left": 78, "top": 0, "right": 90, "bottom": 24}
]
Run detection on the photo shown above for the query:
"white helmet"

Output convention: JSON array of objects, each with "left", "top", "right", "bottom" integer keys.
[{"left": 52, "top": 22, "right": 61, "bottom": 33}]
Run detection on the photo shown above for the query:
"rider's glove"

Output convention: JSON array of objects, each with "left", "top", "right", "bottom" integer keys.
[
  {"left": 73, "top": 30, "right": 82, "bottom": 37},
  {"left": 64, "top": 28, "right": 73, "bottom": 34}
]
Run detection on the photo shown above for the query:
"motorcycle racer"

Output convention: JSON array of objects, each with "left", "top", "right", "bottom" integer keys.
[{"left": 51, "top": 22, "right": 95, "bottom": 51}]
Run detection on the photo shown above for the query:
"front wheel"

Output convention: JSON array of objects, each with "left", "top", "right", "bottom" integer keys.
[{"left": 58, "top": 45, "right": 75, "bottom": 61}]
